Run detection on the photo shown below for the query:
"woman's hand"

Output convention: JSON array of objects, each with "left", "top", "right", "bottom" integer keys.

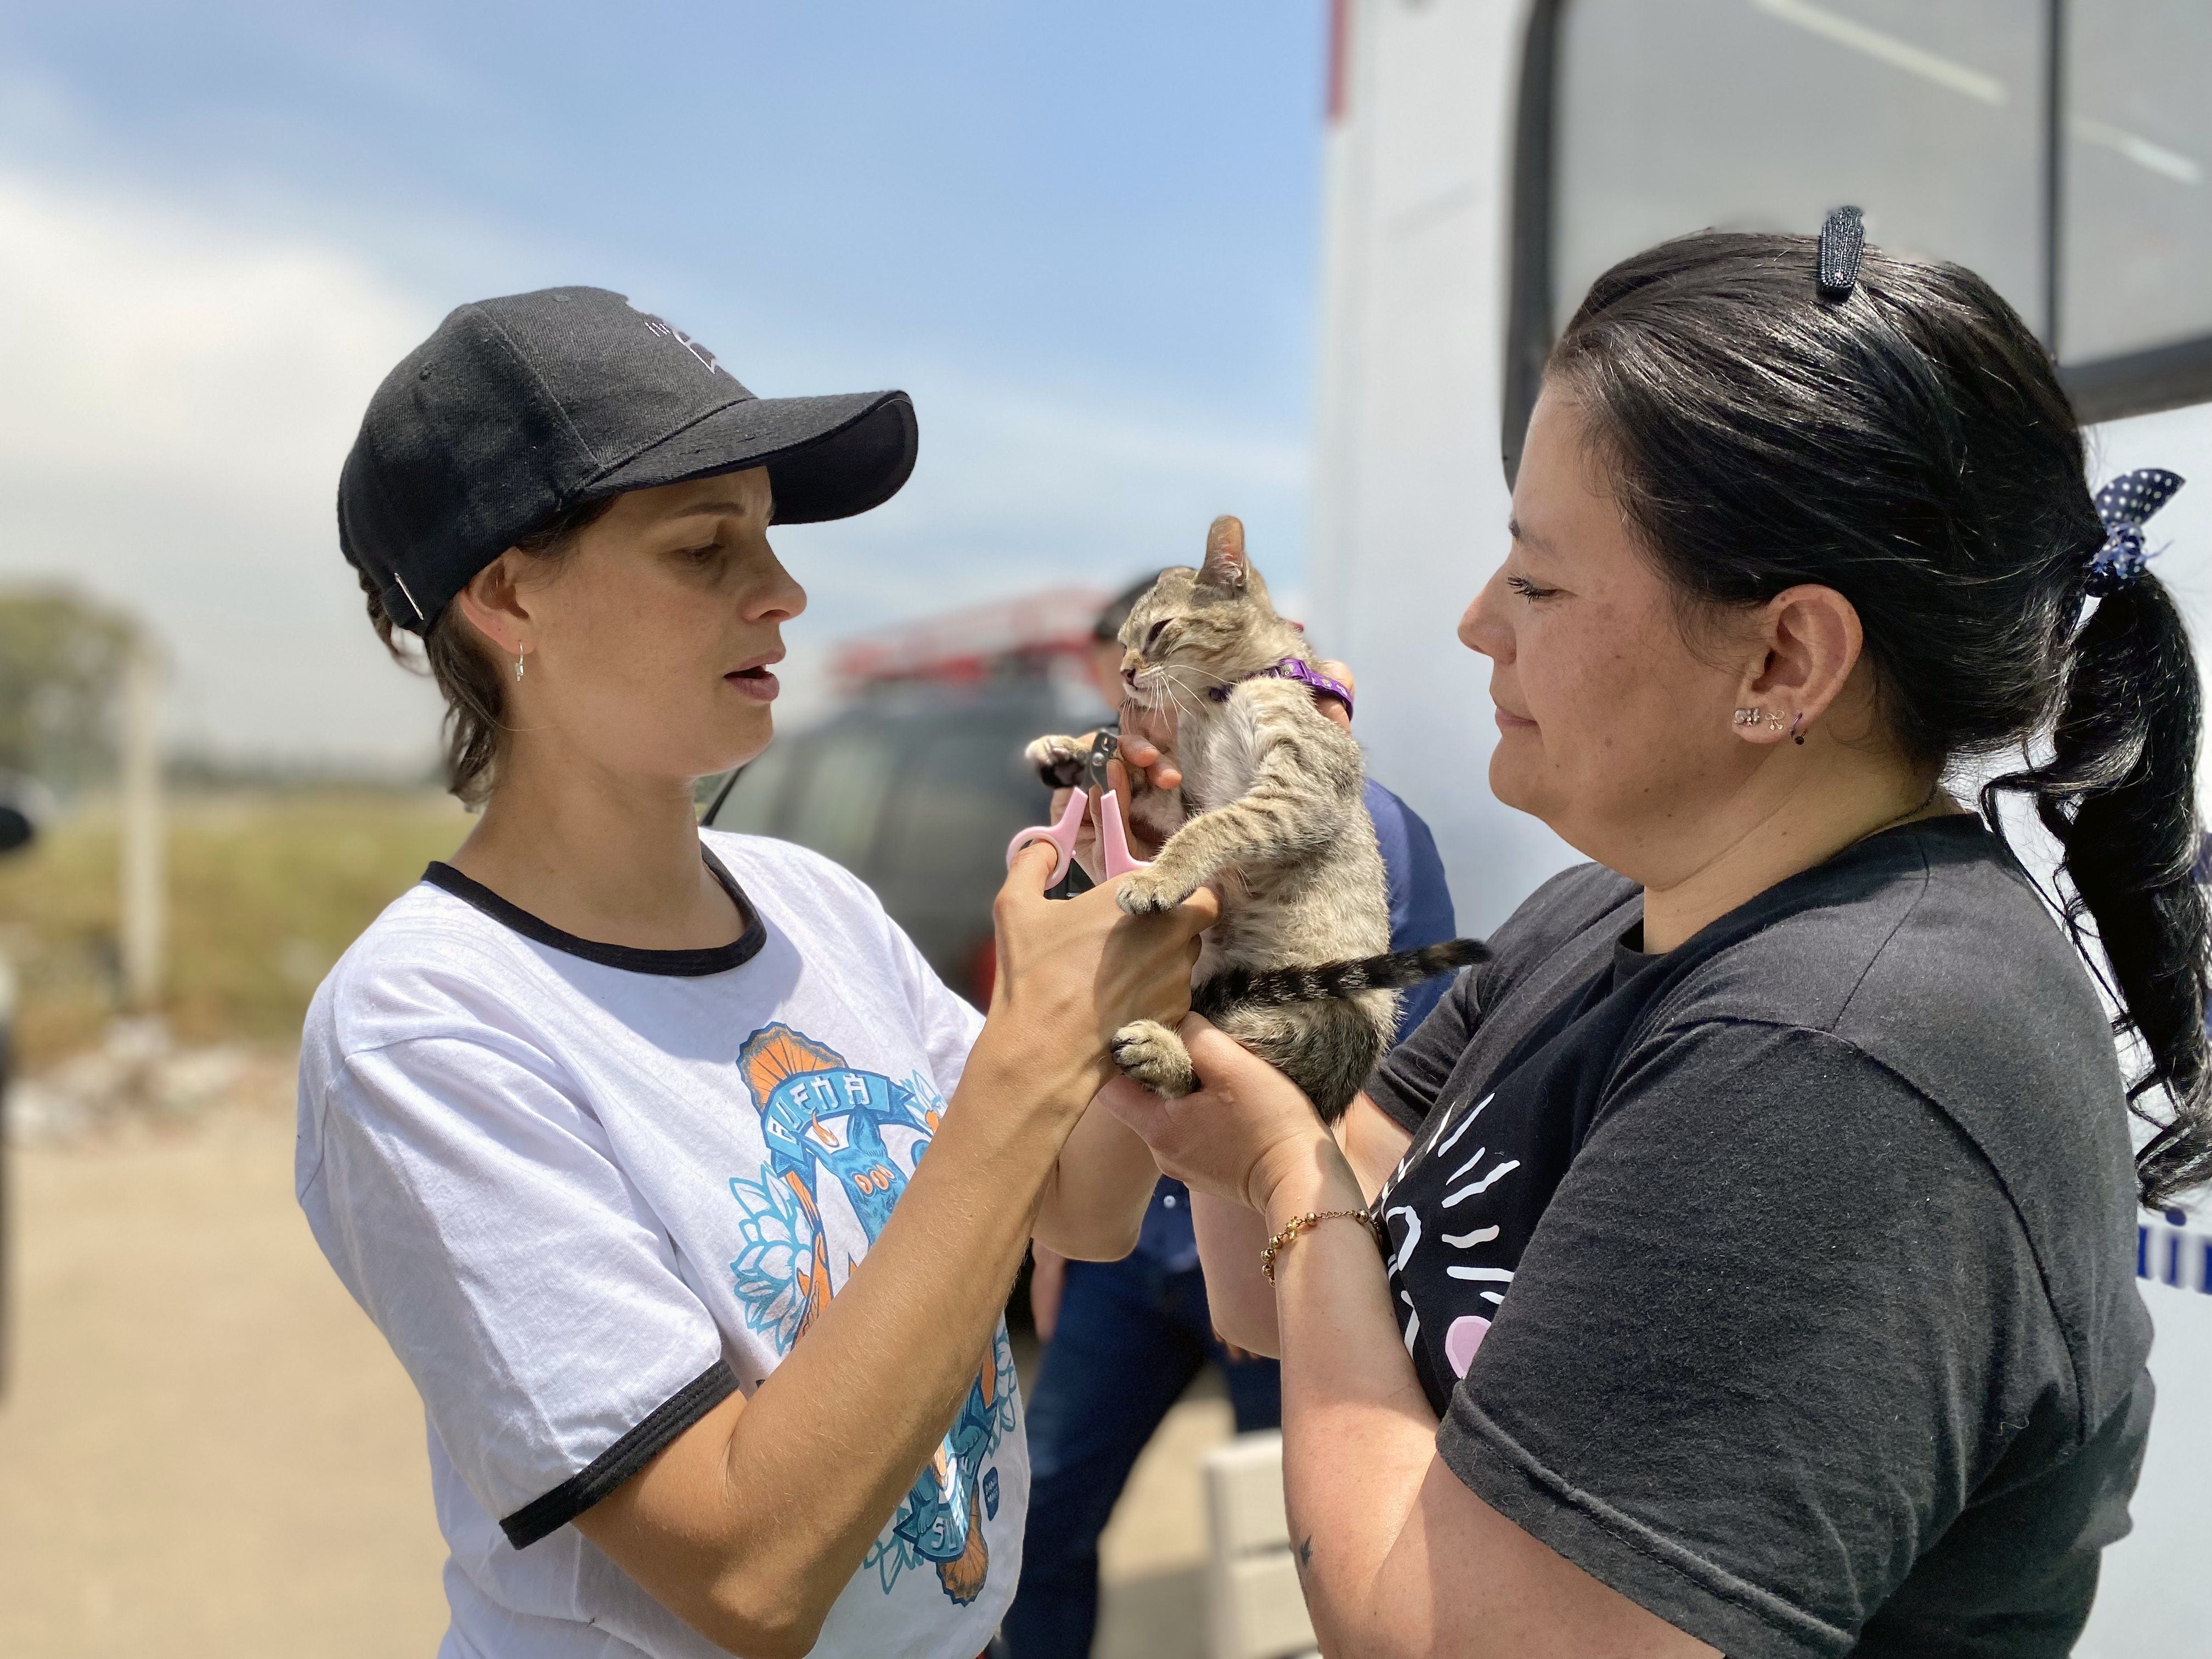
[
  {"left": 1098, "top": 1014, "right": 1345, "bottom": 1217},
  {"left": 984, "top": 842, "right": 1218, "bottom": 1102}
]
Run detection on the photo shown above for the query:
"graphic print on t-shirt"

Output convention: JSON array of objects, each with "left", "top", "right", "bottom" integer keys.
[
  {"left": 1379, "top": 1090, "right": 1522, "bottom": 1373},
  {"left": 725, "top": 1023, "right": 1019, "bottom": 1607},
  {"left": 1375, "top": 953, "right": 1638, "bottom": 1413}
]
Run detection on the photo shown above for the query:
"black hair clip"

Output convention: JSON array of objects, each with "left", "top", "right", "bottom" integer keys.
[{"left": 1817, "top": 205, "right": 1865, "bottom": 300}]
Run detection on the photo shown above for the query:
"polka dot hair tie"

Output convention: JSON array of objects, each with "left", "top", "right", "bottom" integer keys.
[{"left": 2086, "top": 468, "right": 2186, "bottom": 597}]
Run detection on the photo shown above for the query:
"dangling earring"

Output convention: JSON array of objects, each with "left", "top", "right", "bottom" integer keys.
[
  {"left": 1788, "top": 712, "right": 1805, "bottom": 746},
  {"left": 515, "top": 650, "right": 526, "bottom": 682}
]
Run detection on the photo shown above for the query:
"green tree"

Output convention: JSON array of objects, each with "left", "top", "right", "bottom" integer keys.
[{"left": 0, "top": 587, "right": 136, "bottom": 789}]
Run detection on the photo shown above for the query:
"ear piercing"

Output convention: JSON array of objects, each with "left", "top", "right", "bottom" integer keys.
[{"left": 1734, "top": 707, "right": 1806, "bottom": 743}]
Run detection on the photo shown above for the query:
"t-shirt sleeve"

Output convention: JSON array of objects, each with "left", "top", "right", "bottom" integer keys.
[
  {"left": 302, "top": 1032, "right": 735, "bottom": 1549},
  {"left": 1365, "top": 965, "right": 1478, "bottom": 1135},
  {"left": 1440, "top": 1020, "right": 2039, "bottom": 1658}
]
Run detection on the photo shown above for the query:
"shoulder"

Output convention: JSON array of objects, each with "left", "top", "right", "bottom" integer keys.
[
  {"left": 1488, "top": 861, "right": 1639, "bottom": 970},
  {"left": 702, "top": 826, "right": 866, "bottom": 890},
  {"left": 304, "top": 879, "right": 545, "bottom": 1064},
  {"left": 1633, "top": 820, "right": 2143, "bottom": 1406},
  {"left": 1658, "top": 820, "right": 2117, "bottom": 1105},
  {"left": 702, "top": 829, "right": 894, "bottom": 930}
]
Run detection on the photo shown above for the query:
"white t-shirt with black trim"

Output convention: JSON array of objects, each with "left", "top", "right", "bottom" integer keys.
[{"left": 295, "top": 830, "right": 1022, "bottom": 1659}]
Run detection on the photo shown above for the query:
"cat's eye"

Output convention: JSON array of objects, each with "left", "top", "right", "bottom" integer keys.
[{"left": 1144, "top": 619, "right": 1172, "bottom": 651}]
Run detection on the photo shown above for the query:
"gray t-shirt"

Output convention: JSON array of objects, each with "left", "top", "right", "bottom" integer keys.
[{"left": 1367, "top": 815, "right": 2152, "bottom": 1657}]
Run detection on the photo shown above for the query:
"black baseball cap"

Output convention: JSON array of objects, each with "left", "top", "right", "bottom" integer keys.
[{"left": 338, "top": 285, "right": 917, "bottom": 633}]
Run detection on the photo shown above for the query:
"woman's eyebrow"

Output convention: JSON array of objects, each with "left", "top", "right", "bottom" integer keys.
[
  {"left": 663, "top": 495, "right": 776, "bottom": 525},
  {"left": 1508, "top": 517, "right": 1556, "bottom": 555}
]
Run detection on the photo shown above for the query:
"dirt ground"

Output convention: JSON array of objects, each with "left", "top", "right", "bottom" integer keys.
[{"left": 0, "top": 1069, "right": 1231, "bottom": 1658}]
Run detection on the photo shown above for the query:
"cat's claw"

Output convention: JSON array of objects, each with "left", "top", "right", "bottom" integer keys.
[
  {"left": 1115, "top": 869, "right": 1193, "bottom": 915},
  {"left": 1111, "top": 1019, "right": 1198, "bottom": 1097}
]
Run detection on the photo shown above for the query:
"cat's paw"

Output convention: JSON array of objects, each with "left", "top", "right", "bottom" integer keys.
[
  {"left": 1115, "top": 867, "right": 1196, "bottom": 915},
  {"left": 1024, "top": 734, "right": 1091, "bottom": 789},
  {"left": 1111, "top": 1019, "right": 1198, "bottom": 1097}
]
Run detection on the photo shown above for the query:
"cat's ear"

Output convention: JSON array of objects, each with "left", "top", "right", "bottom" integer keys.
[{"left": 1198, "top": 515, "right": 1250, "bottom": 594}]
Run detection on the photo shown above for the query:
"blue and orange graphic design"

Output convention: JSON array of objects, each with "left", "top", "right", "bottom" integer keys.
[{"left": 726, "top": 1024, "right": 1018, "bottom": 1606}]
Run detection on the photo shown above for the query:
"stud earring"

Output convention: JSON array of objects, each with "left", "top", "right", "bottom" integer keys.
[
  {"left": 1789, "top": 712, "right": 1805, "bottom": 746},
  {"left": 1733, "top": 707, "right": 1762, "bottom": 728},
  {"left": 515, "top": 650, "right": 526, "bottom": 682},
  {"left": 1765, "top": 709, "right": 1785, "bottom": 732}
]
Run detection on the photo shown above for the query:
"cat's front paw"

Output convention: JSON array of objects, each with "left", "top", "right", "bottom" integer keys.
[
  {"left": 1111, "top": 1019, "right": 1198, "bottom": 1097},
  {"left": 1115, "top": 867, "right": 1196, "bottom": 915},
  {"left": 1024, "top": 734, "right": 1091, "bottom": 789}
]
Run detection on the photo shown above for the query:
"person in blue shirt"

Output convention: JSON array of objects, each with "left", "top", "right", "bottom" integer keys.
[{"left": 1003, "top": 577, "right": 1459, "bottom": 1658}]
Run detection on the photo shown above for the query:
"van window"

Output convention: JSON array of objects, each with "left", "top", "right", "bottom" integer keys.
[
  {"left": 883, "top": 728, "right": 1033, "bottom": 885},
  {"left": 1552, "top": 0, "right": 2046, "bottom": 333},
  {"left": 710, "top": 741, "right": 800, "bottom": 837},
  {"left": 2061, "top": 0, "right": 2212, "bottom": 363},
  {"left": 783, "top": 727, "right": 899, "bottom": 876}
]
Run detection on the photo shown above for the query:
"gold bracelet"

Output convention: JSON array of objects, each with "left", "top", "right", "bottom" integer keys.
[{"left": 1260, "top": 1209, "right": 1381, "bottom": 1285}]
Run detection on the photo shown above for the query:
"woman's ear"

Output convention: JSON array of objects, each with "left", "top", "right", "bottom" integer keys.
[
  {"left": 454, "top": 552, "right": 533, "bottom": 658},
  {"left": 1735, "top": 584, "right": 1863, "bottom": 746}
]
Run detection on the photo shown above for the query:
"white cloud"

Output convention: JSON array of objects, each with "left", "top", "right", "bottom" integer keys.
[
  {"left": 0, "top": 163, "right": 447, "bottom": 768},
  {"left": 0, "top": 162, "right": 1311, "bottom": 769}
]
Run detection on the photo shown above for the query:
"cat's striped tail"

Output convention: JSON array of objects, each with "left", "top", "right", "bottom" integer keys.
[{"left": 1192, "top": 939, "right": 1491, "bottom": 1014}]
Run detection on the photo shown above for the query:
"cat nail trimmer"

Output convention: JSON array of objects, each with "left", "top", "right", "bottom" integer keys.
[{"left": 1007, "top": 730, "right": 1152, "bottom": 884}]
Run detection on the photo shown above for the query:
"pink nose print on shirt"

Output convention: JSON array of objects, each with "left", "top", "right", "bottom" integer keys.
[{"left": 1443, "top": 1314, "right": 1492, "bottom": 1378}]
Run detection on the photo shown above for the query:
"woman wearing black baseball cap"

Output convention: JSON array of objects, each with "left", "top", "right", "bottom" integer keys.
[{"left": 298, "top": 287, "right": 1211, "bottom": 1659}]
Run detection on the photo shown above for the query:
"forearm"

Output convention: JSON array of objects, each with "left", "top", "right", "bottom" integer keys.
[
  {"left": 604, "top": 1031, "right": 1097, "bottom": 1651},
  {"left": 1034, "top": 1092, "right": 1160, "bottom": 1259},
  {"left": 1191, "top": 1192, "right": 1280, "bottom": 1355},
  {"left": 1263, "top": 1142, "right": 1447, "bottom": 1658}
]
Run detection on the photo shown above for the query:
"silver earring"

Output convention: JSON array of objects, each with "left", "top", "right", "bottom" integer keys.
[
  {"left": 1733, "top": 707, "right": 1762, "bottom": 727},
  {"left": 515, "top": 651, "right": 526, "bottom": 682}
]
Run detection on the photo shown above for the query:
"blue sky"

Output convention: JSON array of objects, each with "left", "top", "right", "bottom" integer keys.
[{"left": 0, "top": 1, "right": 1331, "bottom": 765}]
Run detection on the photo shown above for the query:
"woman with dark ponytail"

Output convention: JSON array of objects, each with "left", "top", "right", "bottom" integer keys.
[{"left": 1103, "top": 219, "right": 2197, "bottom": 1656}]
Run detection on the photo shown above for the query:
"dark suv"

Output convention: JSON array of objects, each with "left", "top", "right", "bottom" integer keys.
[{"left": 704, "top": 679, "right": 1103, "bottom": 1005}]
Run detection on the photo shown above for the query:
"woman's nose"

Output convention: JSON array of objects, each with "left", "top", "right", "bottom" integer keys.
[
  {"left": 1459, "top": 569, "right": 1511, "bottom": 661},
  {"left": 747, "top": 550, "right": 807, "bottom": 622}
]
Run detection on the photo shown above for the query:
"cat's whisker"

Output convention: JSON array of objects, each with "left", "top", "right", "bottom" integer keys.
[{"left": 1166, "top": 663, "right": 1235, "bottom": 688}]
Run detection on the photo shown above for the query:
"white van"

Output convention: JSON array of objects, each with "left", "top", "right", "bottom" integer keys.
[{"left": 1306, "top": 3, "right": 2210, "bottom": 1647}]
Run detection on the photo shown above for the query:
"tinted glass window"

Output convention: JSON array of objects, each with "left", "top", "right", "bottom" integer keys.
[
  {"left": 708, "top": 740, "right": 800, "bottom": 837},
  {"left": 1554, "top": 0, "right": 2045, "bottom": 333},
  {"left": 782, "top": 727, "right": 898, "bottom": 876},
  {"left": 2062, "top": 0, "right": 2212, "bottom": 361},
  {"left": 883, "top": 727, "right": 1036, "bottom": 886}
]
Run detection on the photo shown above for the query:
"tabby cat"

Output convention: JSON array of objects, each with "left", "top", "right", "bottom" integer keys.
[{"left": 1027, "top": 517, "right": 1485, "bottom": 1121}]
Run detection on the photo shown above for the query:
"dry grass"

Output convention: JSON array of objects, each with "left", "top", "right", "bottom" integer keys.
[{"left": 0, "top": 788, "right": 471, "bottom": 1066}]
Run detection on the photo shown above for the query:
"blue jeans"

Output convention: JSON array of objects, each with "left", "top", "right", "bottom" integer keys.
[{"left": 1002, "top": 1254, "right": 1282, "bottom": 1658}]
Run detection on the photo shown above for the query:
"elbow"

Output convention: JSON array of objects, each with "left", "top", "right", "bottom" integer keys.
[
  {"left": 1206, "top": 1294, "right": 1280, "bottom": 1358},
  {"left": 693, "top": 1578, "right": 832, "bottom": 1659},
  {"left": 1037, "top": 1212, "right": 1143, "bottom": 1263}
]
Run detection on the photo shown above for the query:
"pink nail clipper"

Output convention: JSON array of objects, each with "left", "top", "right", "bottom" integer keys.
[{"left": 1006, "top": 728, "right": 1152, "bottom": 886}]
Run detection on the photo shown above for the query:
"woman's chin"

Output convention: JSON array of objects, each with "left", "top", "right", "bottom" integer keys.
[{"left": 703, "top": 709, "right": 776, "bottom": 777}]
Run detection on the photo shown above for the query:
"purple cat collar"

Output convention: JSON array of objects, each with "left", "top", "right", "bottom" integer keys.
[{"left": 1205, "top": 657, "right": 1354, "bottom": 718}]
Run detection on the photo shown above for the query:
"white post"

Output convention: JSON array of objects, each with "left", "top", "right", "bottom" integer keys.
[{"left": 119, "top": 635, "right": 164, "bottom": 1013}]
